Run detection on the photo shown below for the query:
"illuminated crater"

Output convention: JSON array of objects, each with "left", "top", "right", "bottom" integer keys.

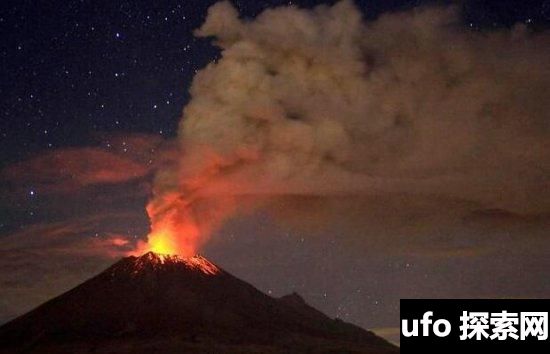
[{"left": 129, "top": 251, "right": 221, "bottom": 275}]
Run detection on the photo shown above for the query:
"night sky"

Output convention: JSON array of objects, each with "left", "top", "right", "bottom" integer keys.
[{"left": 1, "top": 0, "right": 549, "bottom": 345}]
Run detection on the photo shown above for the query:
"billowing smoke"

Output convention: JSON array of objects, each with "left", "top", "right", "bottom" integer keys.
[{"left": 144, "top": 0, "right": 550, "bottom": 256}]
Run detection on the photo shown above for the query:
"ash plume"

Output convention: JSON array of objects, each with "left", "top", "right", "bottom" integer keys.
[{"left": 144, "top": 0, "right": 550, "bottom": 255}]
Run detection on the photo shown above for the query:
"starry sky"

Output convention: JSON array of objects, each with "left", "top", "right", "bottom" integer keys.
[{"left": 1, "top": 0, "right": 549, "bottom": 345}]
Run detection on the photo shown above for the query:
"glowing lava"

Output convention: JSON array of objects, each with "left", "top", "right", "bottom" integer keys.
[
  {"left": 130, "top": 251, "right": 221, "bottom": 275},
  {"left": 147, "top": 230, "right": 179, "bottom": 255},
  {"left": 138, "top": 153, "right": 238, "bottom": 257},
  {"left": 140, "top": 221, "right": 200, "bottom": 258},
  {"left": 135, "top": 193, "right": 202, "bottom": 257}
]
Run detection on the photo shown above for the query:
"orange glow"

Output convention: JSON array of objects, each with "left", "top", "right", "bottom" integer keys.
[
  {"left": 135, "top": 192, "right": 203, "bottom": 257},
  {"left": 130, "top": 252, "right": 221, "bottom": 276},
  {"left": 145, "top": 219, "right": 200, "bottom": 257},
  {"left": 136, "top": 152, "right": 240, "bottom": 257},
  {"left": 110, "top": 237, "right": 130, "bottom": 247},
  {"left": 148, "top": 231, "right": 177, "bottom": 255}
]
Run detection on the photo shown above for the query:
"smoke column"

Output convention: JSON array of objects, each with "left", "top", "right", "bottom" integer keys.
[{"left": 143, "top": 0, "right": 550, "bottom": 256}]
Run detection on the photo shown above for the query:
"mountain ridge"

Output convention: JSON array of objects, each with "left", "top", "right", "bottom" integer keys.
[{"left": 0, "top": 251, "right": 399, "bottom": 353}]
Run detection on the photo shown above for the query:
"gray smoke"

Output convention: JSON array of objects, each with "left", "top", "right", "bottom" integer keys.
[{"left": 146, "top": 0, "right": 550, "bottom": 251}]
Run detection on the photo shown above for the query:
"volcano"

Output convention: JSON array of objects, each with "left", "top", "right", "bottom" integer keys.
[{"left": 0, "top": 252, "right": 398, "bottom": 353}]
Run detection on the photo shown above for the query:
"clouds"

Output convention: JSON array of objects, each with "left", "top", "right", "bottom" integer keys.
[
  {"left": 191, "top": 0, "right": 548, "bottom": 207},
  {"left": 0, "top": 212, "right": 138, "bottom": 252},
  {"left": 145, "top": 0, "right": 549, "bottom": 254},
  {"left": 0, "top": 213, "right": 141, "bottom": 324},
  {"left": 4, "top": 148, "right": 148, "bottom": 191},
  {"left": 1, "top": 0, "right": 549, "bottom": 334},
  {"left": 0, "top": 133, "right": 174, "bottom": 226},
  {"left": 0, "top": 133, "right": 172, "bottom": 241},
  {"left": 0, "top": 133, "right": 173, "bottom": 323},
  {"left": 1, "top": 133, "right": 167, "bottom": 196}
]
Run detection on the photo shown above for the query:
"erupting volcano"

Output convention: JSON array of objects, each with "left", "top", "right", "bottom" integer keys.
[
  {"left": 137, "top": 189, "right": 230, "bottom": 257},
  {"left": 137, "top": 195, "right": 204, "bottom": 257},
  {"left": 0, "top": 251, "right": 397, "bottom": 353}
]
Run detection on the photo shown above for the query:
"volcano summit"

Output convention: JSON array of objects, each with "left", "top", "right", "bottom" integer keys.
[{"left": 0, "top": 252, "right": 398, "bottom": 353}]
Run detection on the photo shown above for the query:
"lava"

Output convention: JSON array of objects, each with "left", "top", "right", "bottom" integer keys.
[
  {"left": 147, "top": 232, "right": 177, "bottom": 255},
  {"left": 129, "top": 252, "right": 221, "bottom": 276},
  {"left": 145, "top": 219, "right": 201, "bottom": 257},
  {"left": 139, "top": 177, "right": 237, "bottom": 257},
  {"left": 138, "top": 192, "right": 202, "bottom": 257}
]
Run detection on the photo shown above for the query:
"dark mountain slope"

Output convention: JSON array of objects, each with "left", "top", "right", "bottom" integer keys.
[{"left": 0, "top": 252, "right": 398, "bottom": 353}]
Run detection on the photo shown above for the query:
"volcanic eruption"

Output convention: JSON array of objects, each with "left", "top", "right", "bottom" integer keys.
[
  {"left": 0, "top": 251, "right": 398, "bottom": 353},
  {"left": 135, "top": 0, "right": 550, "bottom": 258}
]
